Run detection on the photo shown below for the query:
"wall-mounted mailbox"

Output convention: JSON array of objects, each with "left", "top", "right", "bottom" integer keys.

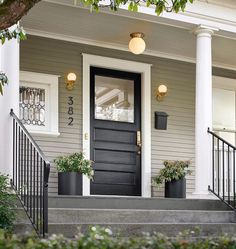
[{"left": 155, "top": 112, "right": 168, "bottom": 130}]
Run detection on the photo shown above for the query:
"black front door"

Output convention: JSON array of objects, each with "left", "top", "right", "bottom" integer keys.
[{"left": 90, "top": 67, "right": 141, "bottom": 196}]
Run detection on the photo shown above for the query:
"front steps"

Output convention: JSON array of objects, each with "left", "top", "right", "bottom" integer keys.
[{"left": 14, "top": 196, "right": 236, "bottom": 237}]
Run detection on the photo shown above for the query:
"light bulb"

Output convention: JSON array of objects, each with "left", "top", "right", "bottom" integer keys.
[
  {"left": 67, "top": 72, "right": 77, "bottom": 82},
  {"left": 129, "top": 33, "right": 146, "bottom": 55}
]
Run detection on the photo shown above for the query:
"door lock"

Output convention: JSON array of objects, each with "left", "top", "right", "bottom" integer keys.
[{"left": 137, "top": 130, "right": 142, "bottom": 155}]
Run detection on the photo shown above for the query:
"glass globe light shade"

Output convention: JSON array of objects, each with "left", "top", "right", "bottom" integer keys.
[
  {"left": 67, "top": 72, "right": 77, "bottom": 82},
  {"left": 129, "top": 33, "right": 146, "bottom": 55},
  {"left": 158, "top": 84, "right": 168, "bottom": 94}
]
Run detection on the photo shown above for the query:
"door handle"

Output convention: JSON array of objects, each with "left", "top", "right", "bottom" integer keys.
[{"left": 137, "top": 130, "right": 142, "bottom": 155}]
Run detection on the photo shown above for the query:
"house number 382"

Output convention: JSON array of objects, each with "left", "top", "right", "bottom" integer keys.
[{"left": 68, "top": 96, "right": 74, "bottom": 126}]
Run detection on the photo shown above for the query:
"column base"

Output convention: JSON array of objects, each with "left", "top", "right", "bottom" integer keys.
[{"left": 187, "top": 191, "right": 217, "bottom": 200}]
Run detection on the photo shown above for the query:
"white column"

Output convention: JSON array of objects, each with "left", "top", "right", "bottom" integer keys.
[
  {"left": 0, "top": 36, "right": 20, "bottom": 176},
  {"left": 193, "top": 25, "right": 217, "bottom": 198}
]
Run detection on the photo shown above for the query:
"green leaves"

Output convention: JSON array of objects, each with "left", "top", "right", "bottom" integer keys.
[
  {"left": 0, "top": 25, "right": 27, "bottom": 45},
  {"left": 87, "top": 0, "right": 194, "bottom": 15},
  {"left": 54, "top": 152, "right": 94, "bottom": 179},
  {"left": 1, "top": 226, "right": 236, "bottom": 248},
  {"left": 128, "top": 1, "right": 139, "bottom": 12},
  {"left": 0, "top": 174, "right": 16, "bottom": 231},
  {"left": 152, "top": 160, "right": 191, "bottom": 187}
]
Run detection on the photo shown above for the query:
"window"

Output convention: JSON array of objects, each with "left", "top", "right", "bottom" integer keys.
[
  {"left": 213, "top": 76, "right": 236, "bottom": 145},
  {"left": 20, "top": 71, "right": 60, "bottom": 136},
  {"left": 95, "top": 75, "right": 134, "bottom": 123}
]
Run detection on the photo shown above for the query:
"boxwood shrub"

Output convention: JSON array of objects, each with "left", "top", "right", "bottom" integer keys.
[
  {"left": 0, "top": 174, "right": 16, "bottom": 231},
  {"left": 1, "top": 227, "right": 236, "bottom": 249}
]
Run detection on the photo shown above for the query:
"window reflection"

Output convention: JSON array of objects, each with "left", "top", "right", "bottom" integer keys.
[{"left": 95, "top": 76, "right": 134, "bottom": 123}]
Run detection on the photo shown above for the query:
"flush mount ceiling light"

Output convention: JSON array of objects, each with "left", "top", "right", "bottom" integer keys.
[{"left": 129, "top": 32, "right": 146, "bottom": 55}]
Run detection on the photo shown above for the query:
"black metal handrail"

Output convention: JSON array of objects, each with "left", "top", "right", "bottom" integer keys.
[
  {"left": 10, "top": 109, "right": 50, "bottom": 237},
  {"left": 208, "top": 128, "right": 236, "bottom": 211}
]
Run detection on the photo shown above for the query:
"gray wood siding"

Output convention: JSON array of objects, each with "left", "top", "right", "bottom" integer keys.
[{"left": 21, "top": 35, "right": 196, "bottom": 196}]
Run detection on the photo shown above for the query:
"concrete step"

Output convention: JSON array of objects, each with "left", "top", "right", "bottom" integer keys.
[
  {"left": 48, "top": 196, "right": 231, "bottom": 210},
  {"left": 14, "top": 223, "right": 236, "bottom": 238},
  {"left": 47, "top": 208, "right": 236, "bottom": 224},
  {"left": 15, "top": 197, "right": 236, "bottom": 238},
  {"left": 49, "top": 223, "right": 236, "bottom": 238}
]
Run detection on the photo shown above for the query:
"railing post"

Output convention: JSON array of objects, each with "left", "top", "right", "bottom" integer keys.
[
  {"left": 234, "top": 149, "right": 236, "bottom": 208},
  {"left": 212, "top": 133, "right": 214, "bottom": 191},
  {"left": 43, "top": 162, "right": 50, "bottom": 236}
]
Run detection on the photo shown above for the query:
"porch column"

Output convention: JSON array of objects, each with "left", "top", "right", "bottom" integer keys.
[
  {"left": 193, "top": 25, "right": 216, "bottom": 197},
  {"left": 0, "top": 33, "right": 20, "bottom": 175}
]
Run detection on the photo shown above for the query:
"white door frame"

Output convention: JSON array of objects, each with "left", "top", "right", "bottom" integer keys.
[{"left": 82, "top": 53, "right": 152, "bottom": 197}]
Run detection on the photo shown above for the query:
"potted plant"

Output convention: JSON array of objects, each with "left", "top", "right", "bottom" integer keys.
[
  {"left": 153, "top": 160, "right": 191, "bottom": 198},
  {"left": 54, "top": 152, "right": 94, "bottom": 195}
]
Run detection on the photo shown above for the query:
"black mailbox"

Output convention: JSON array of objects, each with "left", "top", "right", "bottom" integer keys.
[{"left": 155, "top": 112, "right": 168, "bottom": 130}]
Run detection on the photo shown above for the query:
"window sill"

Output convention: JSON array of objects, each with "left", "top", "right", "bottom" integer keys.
[{"left": 29, "top": 131, "right": 60, "bottom": 137}]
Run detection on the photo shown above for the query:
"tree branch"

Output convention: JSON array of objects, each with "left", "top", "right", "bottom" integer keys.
[{"left": 0, "top": 0, "right": 41, "bottom": 30}]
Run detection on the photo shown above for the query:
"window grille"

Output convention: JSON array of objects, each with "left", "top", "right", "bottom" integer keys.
[{"left": 19, "top": 86, "right": 45, "bottom": 126}]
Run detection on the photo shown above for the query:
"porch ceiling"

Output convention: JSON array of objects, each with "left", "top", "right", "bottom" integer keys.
[{"left": 21, "top": 1, "right": 236, "bottom": 70}]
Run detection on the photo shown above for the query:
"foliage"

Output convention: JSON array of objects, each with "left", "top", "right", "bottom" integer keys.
[
  {"left": 0, "top": 174, "right": 16, "bottom": 231},
  {"left": 1, "top": 226, "right": 236, "bottom": 248},
  {"left": 0, "top": 72, "right": 8, "bottom": 95},
  {"left": 82, "top": 0, "right": 194, "bottom": 16},
  {"left": 153, "top": 160, "right": 191, "bottom": 187},
  {"left": 54, "top": 152, "right": 94, "bottom": 179},
  {"left": 0, "top": 25, "right": 26, "bottom": 45}
]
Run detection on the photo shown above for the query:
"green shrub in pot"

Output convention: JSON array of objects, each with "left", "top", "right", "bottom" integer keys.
[
  {"left": 54, "top": 152, "right": 94, "bottom": 195},
  {"left": 153, "top": 160, "right": 191, "bottom": 198},
  {"left": 153, "top": 160, "right": 191, "bottom": 186},
  {"left": 54, "top": 152, "right": 94, "bottom": 179}
]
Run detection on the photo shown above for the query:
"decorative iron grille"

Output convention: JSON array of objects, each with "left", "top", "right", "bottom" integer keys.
[{"left": 19, "top": 86, "right": 45, "bottom": 126}]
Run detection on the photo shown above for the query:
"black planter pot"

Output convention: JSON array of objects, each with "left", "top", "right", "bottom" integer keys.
[
  {"left": 165, "top": 178, "right": 186, "bottom": 198},
  {"left": 58, "top": 172, "right": 82, "bottom": 195}
]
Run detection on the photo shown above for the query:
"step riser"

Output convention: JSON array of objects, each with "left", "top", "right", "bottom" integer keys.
[
  {"left": 47, "top": 209, "right": 236, "bottom": 224},
  {"left": 48, "top": 223, "right": 236, "bottom": 238},
  {"left": 48, "top": 196, "right": 230, "bottom": 210},
  {"left": 14, "top": 223, "right": 236, "bottom": 238}
]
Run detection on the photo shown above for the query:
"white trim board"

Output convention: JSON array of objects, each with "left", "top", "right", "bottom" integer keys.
[
  {"left": 82, "top": 54, "right": 152, "bottom": 197},
  {"left": 20, "top": 71, "right": 60, "bottom": 136}
]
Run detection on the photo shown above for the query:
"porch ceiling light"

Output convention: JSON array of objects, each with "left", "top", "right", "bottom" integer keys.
[
  {"left": 156, "top": 84, "right": 168, "bottom": 101},
  {"left": 129, "top": 32, "right": 146, "bottom": 55},
  {"left": 66, "top": 72, "right": 77, "bottom": 90}
]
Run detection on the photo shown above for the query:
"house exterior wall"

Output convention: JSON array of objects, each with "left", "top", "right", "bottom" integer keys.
[{"left": 20, "top": 35, "right": 196, "bottom": 197}]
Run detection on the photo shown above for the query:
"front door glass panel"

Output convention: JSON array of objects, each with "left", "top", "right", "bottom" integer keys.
[{"left": 95, "top": 75, "right": 134, "bottom": 123}]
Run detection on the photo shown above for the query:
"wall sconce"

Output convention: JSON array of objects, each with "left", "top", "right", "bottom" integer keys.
[
  {"left": 66, "top": 72, "right": 77, "bottom": 90},
  {"left": 129, "top": 32, "right": 146, "bottom": 55},
  {"left": 156, "top": 84, "right": 168, "bottom": 101}
]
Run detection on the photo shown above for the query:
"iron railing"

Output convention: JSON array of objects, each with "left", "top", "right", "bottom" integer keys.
[
  {"left": 10, "top": 109, "right": 50, "bottom": 237},
  {"left": 208, "top": 128, "right": 236, "bottom": 211}
]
